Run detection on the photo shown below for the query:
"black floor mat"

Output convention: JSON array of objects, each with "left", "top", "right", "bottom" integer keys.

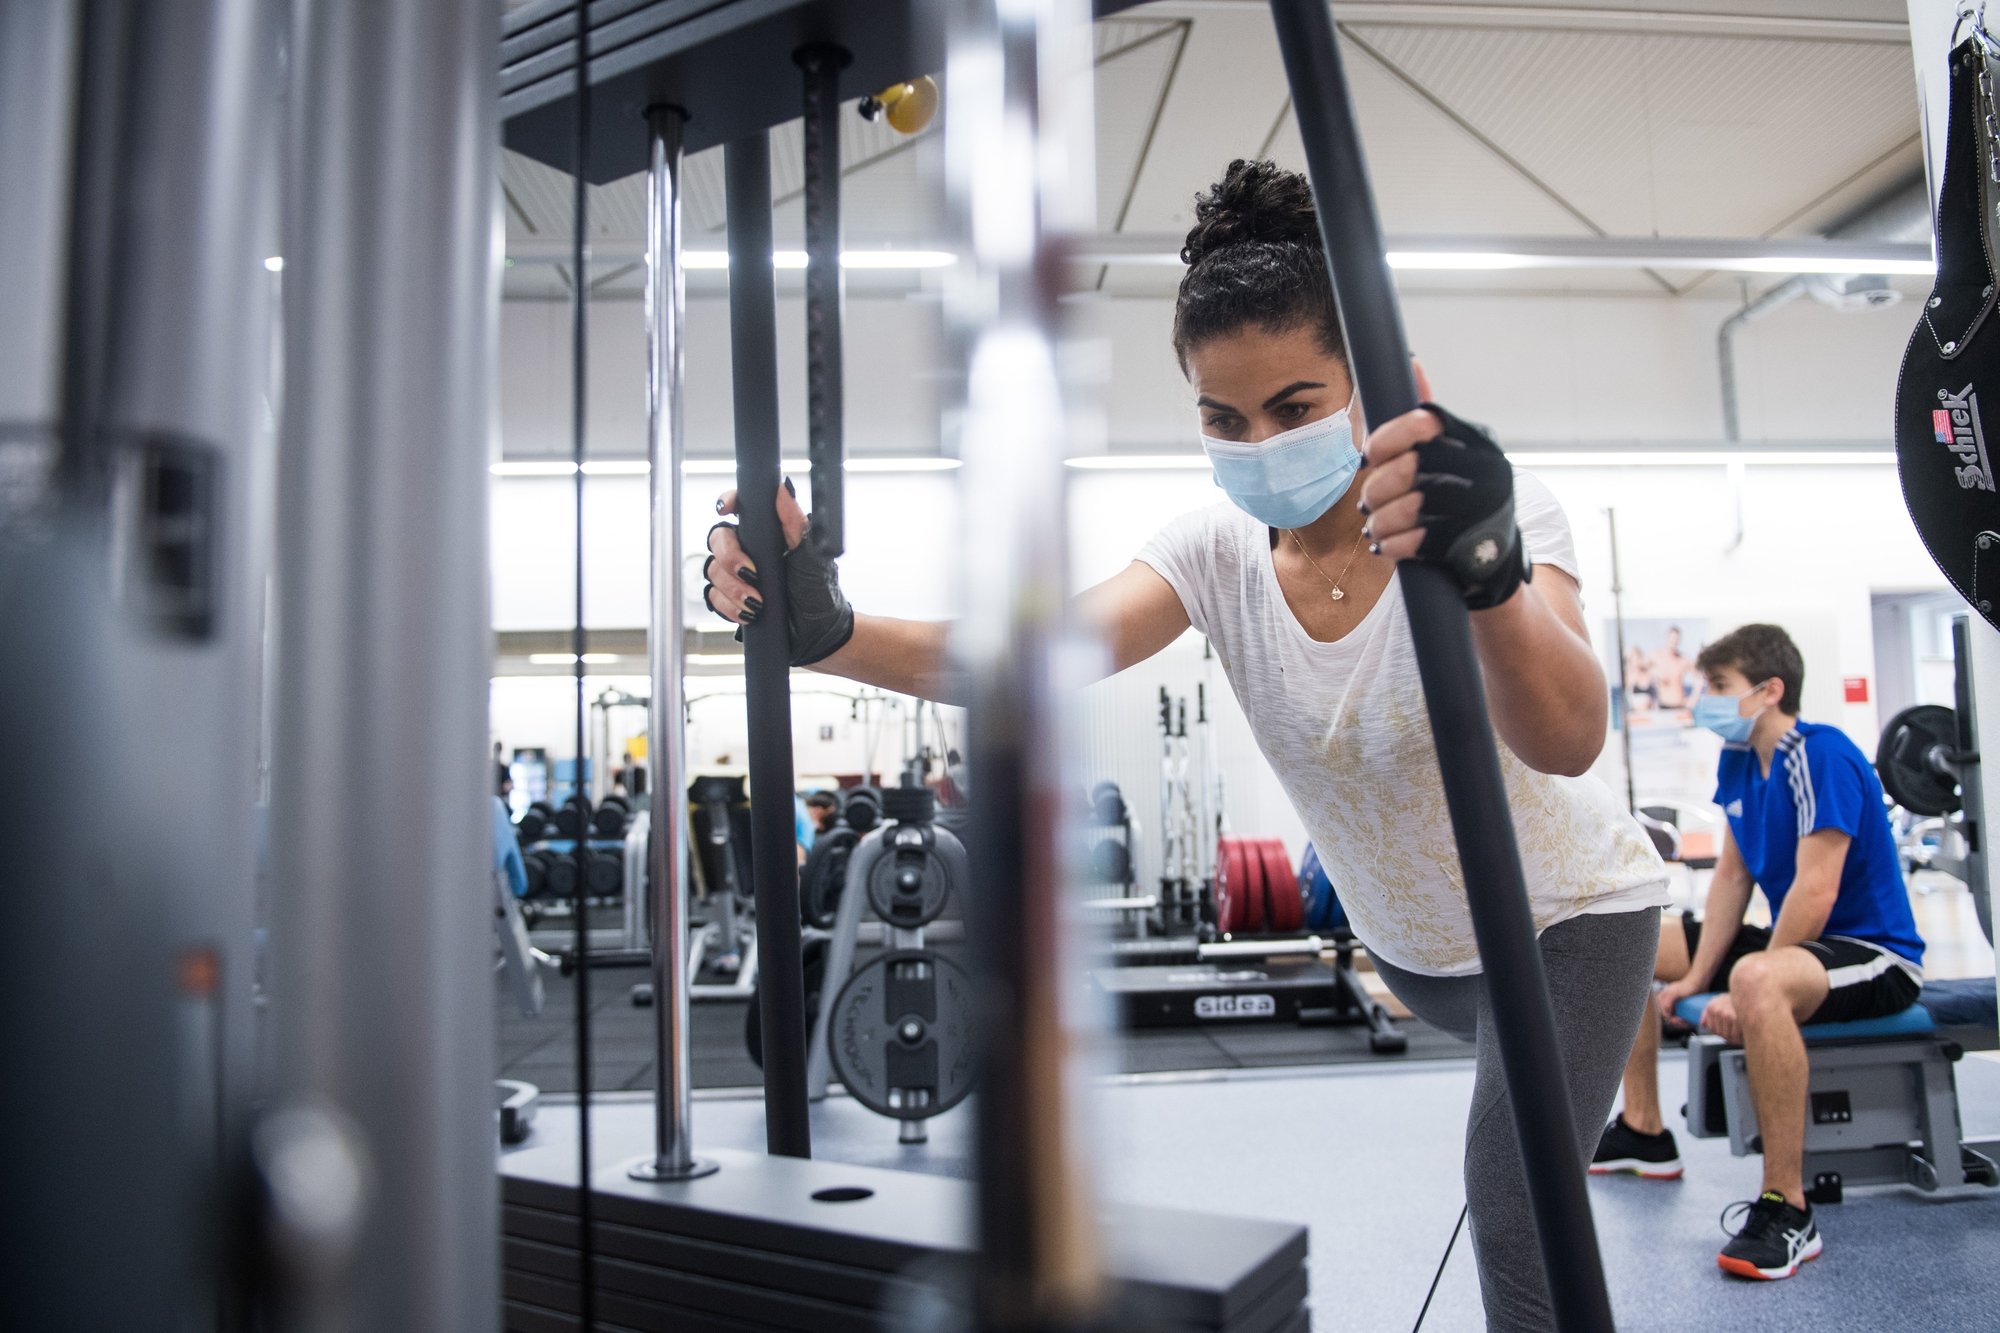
[{"left": 500, "top": 974, "right": 1463, "bottom": 1095}]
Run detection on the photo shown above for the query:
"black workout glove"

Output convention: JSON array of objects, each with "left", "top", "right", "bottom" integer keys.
[
  {"left": 702, "top": 515, "right": 856, "bottom": 667},
  {"left": 1410, "top": 402, "right": 1530, "bottom": 611}
]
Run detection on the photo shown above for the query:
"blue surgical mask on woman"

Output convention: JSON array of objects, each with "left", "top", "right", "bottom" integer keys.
[
  {"left": 1201, "top": 399, "right": 1360, "bottom": 530},
  {"left": 1693, "top": 689, "right": 1766, "bottom": 744}
]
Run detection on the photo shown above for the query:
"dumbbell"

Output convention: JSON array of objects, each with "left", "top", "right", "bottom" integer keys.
[
  {"left": 1090, "top": 781, "right": 1127, "bottom": 826},
  {"left": 552, "top": 796, "right": 588, "bottom": 841},
  {"left": 523, "top": 849, "right": 549, "bottom": 897},
  {"left": 844, "top": 786, "right": 882, "bottom": 834},
  {"left": 592, "top": 794, "right": 631, "bottom": 839},
  {"left": 587, "top": 845, "right": 623, "bottom": 898},
  {"left": 515, "top": 807, "right": 548, "bottom": 845},
  {"left": 542, "top": 852, "right": 580, "bottom": 900}
]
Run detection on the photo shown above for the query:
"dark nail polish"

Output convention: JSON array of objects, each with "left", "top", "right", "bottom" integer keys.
[
  {"left": 783, "top": 476, "right": 796, "bottom": 498},
  {"left": 738, "top": 566, "right": 758, "bottom": 586},
  {"left": 740, "top": 609, "right": 758, "bottom": 625},
  {"left": 715, "top": 497, "right": 725, "bottom": 513},
  {"left": 733, "top": 627, "right": 744, "bottom": 644},
  {"left": 1357, "top": 500, "right": 1371, "bottom": 517},
  {"left": 744, "top": 596, "right": 763, "bottom": 614},
  {"left": 1369, "top": 542, "right": 1381, "bottom": 556},
  {"left": 1361, "top": 524, "right": 1373, "bottom": 540},
  {"left": 1356, "top": 452, "right": 1370, "bottom": 469}
]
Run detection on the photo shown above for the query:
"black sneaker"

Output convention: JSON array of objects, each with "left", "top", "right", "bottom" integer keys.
[
  {"left": 1589, "top": 1115, "right": 1684, "bottom": 1179},
  {"left": 1717, "top": 1192, "right": 1821, "bottom": 1280}
]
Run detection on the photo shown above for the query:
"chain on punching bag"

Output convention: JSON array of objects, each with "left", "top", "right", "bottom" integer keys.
[{"left": 1896, "top": 24, "right": 2000, "bottom": 626}]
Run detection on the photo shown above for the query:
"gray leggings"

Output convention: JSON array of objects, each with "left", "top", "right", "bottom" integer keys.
[{"left": 1371, "top": 909, "right": 1657, "bottom": 1333}]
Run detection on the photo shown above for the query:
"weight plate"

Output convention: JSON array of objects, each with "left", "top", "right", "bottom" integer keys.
[
  {"left": 1216, "top": 835, "right": 1266, "bottom": 934},
  {"left": 1259, "top": 839, "right": 1303, "bottom": 935},
  {"left": 844, "top": 787, "right": 882, "bottom": 834},
  {"left": 1090, "top": 780, "right": 1127, "bottom": 826},
  {"left": 1299, "top": 843, "right": 1343, "bottom": 933},
  {"left": 1214, "top": 837, "right": 1248, "bottom": 935},
  {"left": 880, "top": 784, "right": 936, "bottom": 826},
  {"left": 1089, "top": 837, "right": 1131, "bottom": 885},
  {"left": 826, "top": 949, "right": 977, "bottom": 1120},
  {"left": 800, "top": 827, "right": 859, "bottom": 928},
  {"left": 866, "top": 828, "right": 951, "bottom": 927},
  {"left": 543, "top": 854, "right": 580, "bottom": 900},
  {"left": 586, "top": 850, "right": 622, "bottom": 898},
  {"left": 1876, "top": 704, "right": 1962, "bottom": 817}
]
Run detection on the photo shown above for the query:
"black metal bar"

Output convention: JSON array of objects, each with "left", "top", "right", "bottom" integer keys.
[
  {"left": 725, "top": 131, "right": 812, "bottom": 1159},
  {"left": 567, "top": 2, "right": 598, "bottom": 1324},
  {"left": 1265, "top": 3, "right": 1615, "bottom": 1329},
  {"left": 796, "top": 44, "right": 849, "bottom": 560}
]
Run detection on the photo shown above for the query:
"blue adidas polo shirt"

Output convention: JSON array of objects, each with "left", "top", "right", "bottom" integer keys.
[{"left": 1714, "top": 719, "right": 1924, "bottom": 966}]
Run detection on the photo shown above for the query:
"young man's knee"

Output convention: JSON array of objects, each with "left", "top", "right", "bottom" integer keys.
[
  {"left": 1727, "top": 953, "right": 1800, "bottom": 1020},
  {"left": 1652, "top": 915, "right": 1690, "bottom": 982}
]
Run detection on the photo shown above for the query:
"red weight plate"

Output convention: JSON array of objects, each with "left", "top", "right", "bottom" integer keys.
[
  {"left": 1259, "top": 839, "right": 1304, "bottom": 935},
  {"left": 1214, "top": 837, "right": 1246, "bottom": 935},
  {"left": 1238, "top": 836, "right": 1268, "bottom": 934}
]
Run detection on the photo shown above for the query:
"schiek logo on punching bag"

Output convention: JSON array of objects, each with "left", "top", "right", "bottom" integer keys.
[
  {"left": 1932, "top": 386, "right": 1995, "bottom": 491},
  {"left": 1896, "top": 36, "right": 2000, "bottom": 628}
]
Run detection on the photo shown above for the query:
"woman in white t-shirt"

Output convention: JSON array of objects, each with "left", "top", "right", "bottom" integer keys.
[{"left": 704, "top": 159, "right": 1667, "bottom": 1331}]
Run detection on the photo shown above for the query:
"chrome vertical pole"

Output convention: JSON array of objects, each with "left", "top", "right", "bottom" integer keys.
[
  {"left": 630, "top": 103, "right": 714, "bottom": 1183},
  {"left": 271, "top": 1, "right": 500, "bottom": 1328},
  {"left": 944, "top": 0, "right": 1107, "bottom": 1325}
]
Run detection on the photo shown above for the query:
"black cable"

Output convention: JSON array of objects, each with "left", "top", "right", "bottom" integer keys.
[
  {"left": 568, "top": 3, "right": 595, "bottom": 1329},
  {"left": 1411, "top": 1201, "right": 1468, "bottom": 1333}
]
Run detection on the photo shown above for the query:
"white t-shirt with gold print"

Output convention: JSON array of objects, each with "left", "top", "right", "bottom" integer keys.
[{"left": 1137, "top": 471, "right": 1669, "bottom": 978}]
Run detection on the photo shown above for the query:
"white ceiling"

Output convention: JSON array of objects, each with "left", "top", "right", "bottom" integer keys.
[{"left": 501, "top": 0, "right": 1922, "bottom": 301}]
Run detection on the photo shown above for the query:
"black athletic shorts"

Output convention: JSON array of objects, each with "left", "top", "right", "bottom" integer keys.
[{"left": 1679, "top": 913, "right": 1922, "bottom": 1026}]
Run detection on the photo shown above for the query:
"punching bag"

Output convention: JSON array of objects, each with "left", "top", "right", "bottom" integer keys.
[{"left": 1896, "top": 33, "right": 2000, "bottom": 627}]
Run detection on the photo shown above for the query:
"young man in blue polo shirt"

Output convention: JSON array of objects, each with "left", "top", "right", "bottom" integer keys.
[{"left": 1590, "top": 623, "right": 1925, "bottom": 1281}]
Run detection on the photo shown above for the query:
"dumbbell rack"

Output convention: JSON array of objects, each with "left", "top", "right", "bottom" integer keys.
[{"left": 1082, "top": 781, "right": 1157, "bottom": 939}]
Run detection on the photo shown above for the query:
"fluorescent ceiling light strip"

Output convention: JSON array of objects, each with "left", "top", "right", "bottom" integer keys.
[
  {"left": 1066, "top": 451, "right": 1894, "bottom": 471},
  {"left": 679, "top": 250, "right": 956, "bottom": 271},
  {"left": 495, "top": 458, "right": 961, "bottom": 476},
  {"left": 1065, "top": 455, "right": 1214, "bottom": 471},
  {"left": 526, "top": 652, "right": 624, "bottom": 665},
  {"left": 686, "top": 652, "right": 744, "bottom": 666},
  {"left": 1509, "top": 450, "right": 1895, "bottom": 467}
]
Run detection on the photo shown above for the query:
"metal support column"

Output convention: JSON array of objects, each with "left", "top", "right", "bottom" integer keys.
[
  {"left": 944, "top": 0, "right": 1107, "bottom": 1326},
  {"left": 7, "top": 2, "right": 274, "bottom": 1326},
  {"left": 1265, "top": 3, "right": 1614, "bottom": 1328},
  {"left": 797, "top": 44, "right": 850, "bottom": 561},
  {"left": 271, "top": 1, "right": 500, "bottom": 1328},
  {"left": 726, "top": 131, "right": 813, "bottom": 1159},
  {"left": 630, "top": 103, "right": 715, "bottom": 1183}
]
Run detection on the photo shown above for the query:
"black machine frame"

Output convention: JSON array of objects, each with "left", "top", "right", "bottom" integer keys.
[{"left": 504, "top": 1, "right": 1614, "bottom": 1329}]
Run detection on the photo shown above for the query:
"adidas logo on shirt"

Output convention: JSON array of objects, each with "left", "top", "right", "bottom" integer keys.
[{"left": 1726, "top": 799, "right": 1744, "bottom": 817}]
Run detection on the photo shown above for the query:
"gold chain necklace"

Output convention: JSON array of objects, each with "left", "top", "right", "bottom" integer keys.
[{"left": 1289, "top": 526, "right": 1368, "bottom": 601}]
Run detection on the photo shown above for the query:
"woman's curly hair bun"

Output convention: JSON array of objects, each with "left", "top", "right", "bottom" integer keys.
[{"left": 1180, "top": 159, "right": 1321, "bottom": 266}]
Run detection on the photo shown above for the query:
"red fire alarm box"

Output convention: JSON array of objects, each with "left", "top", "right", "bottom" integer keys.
[{"left": 1843, "top": 676, "right": 1870, "bottom": 704}]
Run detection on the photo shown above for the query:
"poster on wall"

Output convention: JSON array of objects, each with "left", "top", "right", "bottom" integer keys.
[{"left": 1606, "top": 618, "right": 1720, "bottom": 803}]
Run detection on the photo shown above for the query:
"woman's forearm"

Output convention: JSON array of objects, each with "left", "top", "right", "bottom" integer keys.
[
  {"left": 811, "top": 613, "right": 966, "bottom": 704},
  {"left": 1469, "top": 579, "right": 1607, "bottom": 777}
]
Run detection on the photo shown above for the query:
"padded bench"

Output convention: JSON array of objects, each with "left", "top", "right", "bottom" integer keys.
[{"left": 1676, "top": 988, "right": 1999, "bottom": 1203}]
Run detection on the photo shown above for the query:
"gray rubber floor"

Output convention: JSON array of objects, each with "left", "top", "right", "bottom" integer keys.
[{"left": 510, "top": 1052, "right": 2000, "bottom": 1331}]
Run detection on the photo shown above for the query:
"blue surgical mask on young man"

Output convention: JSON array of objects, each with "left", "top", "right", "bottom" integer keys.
[
  {"left": 1201, "top": 399, "right": 1361, "bottom": 530},
  {"left": 1693, "top": 689, "right": 1766, "bottom": 744}
]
